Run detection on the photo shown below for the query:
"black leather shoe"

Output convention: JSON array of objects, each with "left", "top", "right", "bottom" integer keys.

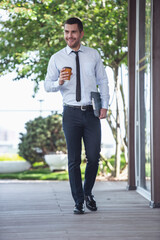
[
  {"left": 74, "top": 203, "right": 85, "bottom": 214},
  {"left": 85, "top": 195, "right": 97, "bottom": 211}
]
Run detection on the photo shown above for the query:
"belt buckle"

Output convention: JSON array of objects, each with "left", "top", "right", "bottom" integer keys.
[{"left": 81, "top": 106, "right": 86, "bottom": 111}]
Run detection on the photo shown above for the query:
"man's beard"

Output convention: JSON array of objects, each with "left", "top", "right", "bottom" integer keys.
[{"left": 65, "top": 38, "right": 80, "bottom": 49}]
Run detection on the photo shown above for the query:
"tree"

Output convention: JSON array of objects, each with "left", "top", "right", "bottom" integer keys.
[
  {"left": 0, "top": 0, "right": 68, "bottom": 92},
  {"left": 0, "top": 0, "right": 128, "bottom": 177},
  {"left": 18, "top": 114, "right": 67, "bottom": 165},
  {"left": 81, "top": 0, "right": 128, "bottom": 177}
]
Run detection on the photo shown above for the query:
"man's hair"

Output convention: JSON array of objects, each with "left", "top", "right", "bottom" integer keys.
[{"left": 64, "top": 17, "right": 83, "bottom": 32}]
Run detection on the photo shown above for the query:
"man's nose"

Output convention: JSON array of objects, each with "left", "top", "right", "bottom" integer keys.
[{"left": 68, "top": 32, "right": 72, "bottom": 38}]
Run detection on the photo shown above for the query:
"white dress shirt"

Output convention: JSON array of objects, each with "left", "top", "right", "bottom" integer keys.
[{"left": 44, "top": 45, "right": 110, "bottom": 109}]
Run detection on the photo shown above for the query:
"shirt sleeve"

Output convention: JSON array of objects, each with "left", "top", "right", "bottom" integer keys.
[
  {"left": 44, "top": 55, "right": 61, "bottom": 92},
  {"left": 95, "top": 51, "right": 110, "bottom": 109}
]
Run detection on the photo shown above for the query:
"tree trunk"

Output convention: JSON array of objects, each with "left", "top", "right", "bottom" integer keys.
[
  {"left": 119, "top": 66, "right": 128, "bottom": 163},
  {"left": 113, "top": 67, "right": 121, "bottom": 177},
  {"left": 105, "top": 65, "right": 128, "bottom": 178}
]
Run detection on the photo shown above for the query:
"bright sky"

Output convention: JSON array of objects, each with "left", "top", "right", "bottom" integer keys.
[{"left": 0, "top": 75, "right": 62, "bottom": 147}]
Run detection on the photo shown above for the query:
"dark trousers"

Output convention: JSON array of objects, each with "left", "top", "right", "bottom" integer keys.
[{"left": 63, "top": 106, "right": 101, "bottom": 204}]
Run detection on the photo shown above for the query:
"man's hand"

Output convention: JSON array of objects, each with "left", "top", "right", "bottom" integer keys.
[
  {"left": 99, "top": 108, "right": 107, "bottom": 119},
  {"left": 59, "top": 68, "right": 71, "bottom": 85}
]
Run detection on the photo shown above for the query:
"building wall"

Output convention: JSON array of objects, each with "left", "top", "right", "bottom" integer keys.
[{"left": 128, "top": 0, "right": 160, "bottom": 208}]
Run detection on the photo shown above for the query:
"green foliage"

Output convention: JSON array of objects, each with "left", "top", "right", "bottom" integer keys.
[
  {"left": 82, "top": 0, "right": 128, "bottom": 69},
  {"left": 0, "top": 0, "right": 128, "bottom": 93},
  {"left": 99, "top": 152, "right": 127, "bottom": 176},
  {"left": 107, "top": 153, "right": 126, "bottom": 172},
  {"left": 145, "top": 162, "right": 151, "bottom": 178},
  {"left": 18, "top": 114, "right": 67, "bottom": 165}
]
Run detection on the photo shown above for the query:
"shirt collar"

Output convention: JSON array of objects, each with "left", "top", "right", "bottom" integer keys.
[{"left": 66, "top": 45, "right": 84, "bottom": 55}]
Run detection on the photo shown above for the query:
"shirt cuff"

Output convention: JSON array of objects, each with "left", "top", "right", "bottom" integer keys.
[
  {"left": 50, "top": 81, "right": 61, "bottom": 91},
  {"left": 101, "top": 100, "right": 109, "bottom": 109}
]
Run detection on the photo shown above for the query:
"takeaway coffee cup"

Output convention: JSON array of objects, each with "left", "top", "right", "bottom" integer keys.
[{"left": 63, "top": 67, "right": 72, "bottom": 80}]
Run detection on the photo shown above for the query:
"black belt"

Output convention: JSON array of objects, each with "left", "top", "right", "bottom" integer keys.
[{"left": 64, "top": 105, "right": 93, "bottom": 111}]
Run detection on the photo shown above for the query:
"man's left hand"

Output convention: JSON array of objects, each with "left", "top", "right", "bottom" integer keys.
[{"left": 99, "top": 108, "right": 107, "bottom": 119}]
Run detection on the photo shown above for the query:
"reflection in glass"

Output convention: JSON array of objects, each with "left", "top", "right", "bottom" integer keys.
[{"left": 144, "top": 0, "right": 151, "bottom": 191}]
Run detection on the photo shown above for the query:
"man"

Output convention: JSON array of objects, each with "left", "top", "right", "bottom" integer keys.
[{"left": 44, "top": 17, "right": 110, "bottom": 214}]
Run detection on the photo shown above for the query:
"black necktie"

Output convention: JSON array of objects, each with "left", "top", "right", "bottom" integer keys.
[{"left": 73, "top": 51, "right": 81, "bottom": 102}]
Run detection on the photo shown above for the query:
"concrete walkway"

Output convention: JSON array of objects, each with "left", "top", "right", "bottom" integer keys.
[{"left": 0, "top": 180, "right": 160, "bottom": 240}]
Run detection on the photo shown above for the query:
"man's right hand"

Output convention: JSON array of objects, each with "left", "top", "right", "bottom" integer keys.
[{"left": 59, "top": 68, "right": 70, "bottom": 85}]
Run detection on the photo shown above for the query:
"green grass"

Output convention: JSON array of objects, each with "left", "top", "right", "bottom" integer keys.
[
  {"left": 0, "top": 153, "right": 25, "bottom": 161},
  {"left": 0, "top": 161, "right": 86, "bottom": 180},
  {"left": 0, "top": 153, "right": 127, "bottom": 180},
  {"left": 0, "top": 167, "right": 69, "bottom": 180}
]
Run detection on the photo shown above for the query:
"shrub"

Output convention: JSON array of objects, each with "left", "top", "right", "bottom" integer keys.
[{"left": 18, "top": 114, "right": 67, "bottom": 165}]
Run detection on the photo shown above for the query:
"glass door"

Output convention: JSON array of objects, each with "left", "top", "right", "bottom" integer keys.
[{"left": 135, "top": 0, "right": 151, "bottom": 196}]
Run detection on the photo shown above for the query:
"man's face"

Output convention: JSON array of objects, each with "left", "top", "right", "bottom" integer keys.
[{"left": 64, "top": 24, "right": 84, "bottom": 51}]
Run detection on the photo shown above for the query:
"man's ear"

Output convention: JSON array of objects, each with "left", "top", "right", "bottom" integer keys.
[{"left": 80, "top": 31, "right": 84, "bottom": 39}]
